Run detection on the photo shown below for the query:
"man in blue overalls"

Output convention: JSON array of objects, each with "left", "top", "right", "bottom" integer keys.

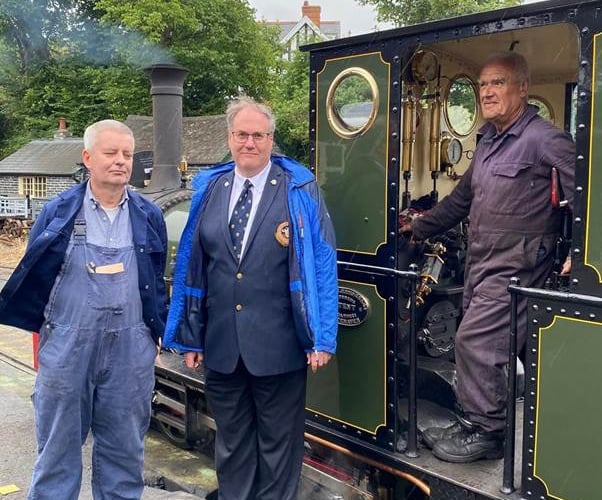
[{"left": 0, "top": 120, "right": 168, "bottom": 499}]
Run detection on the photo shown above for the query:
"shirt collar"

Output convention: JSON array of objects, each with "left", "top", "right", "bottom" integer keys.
[
  {"left": 85, "top": 181, "right": 129, "bottom": 210},
  {"left": 234, "top": 161, "right": 272, "bottom": 191},
  {"left": 478, "top": 104, "right": 540, "bottom": 142}
]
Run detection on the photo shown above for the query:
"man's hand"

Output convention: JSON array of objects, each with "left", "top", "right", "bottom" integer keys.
[
  {"left": 183, "top": 351, "right": 204, "bottom": 369},
  {"left": 307, "top": 351, "right": 332, "bottom": 373},
  {"left": 399, "top": 222, "right": 412, "bottom": 234},
  {"left": 560, "top": 255, "right": 572, "bottom": 275}
]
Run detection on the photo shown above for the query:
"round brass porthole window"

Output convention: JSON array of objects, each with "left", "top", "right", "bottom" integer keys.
[
  {"left": 528, "top": 96, "right": 555, "bottom": 123},
  {"left": 326, "top": 67, "right": 379, "bottom": 139},
  {"left": 444, "top": 74, "right": 478, "bottom": 137}
]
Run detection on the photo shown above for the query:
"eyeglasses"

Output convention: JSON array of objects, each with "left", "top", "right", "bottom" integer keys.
[{"left": 231, "top": 131, "right": 272, "bottom": 144}]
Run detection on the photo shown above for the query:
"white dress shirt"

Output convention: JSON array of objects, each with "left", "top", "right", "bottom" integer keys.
[{"left": 228, "top": 161, "right": 271, "bottom": 257}]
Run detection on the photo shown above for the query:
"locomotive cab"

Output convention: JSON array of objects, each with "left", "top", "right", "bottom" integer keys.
[
  {"left": 149, "top": 1, "right": 602, "bottom": 498},
  {"left": 300, "top": 2, "right": 598, "bottom": 497},
  {"left": 306, "top": 12, "right": 579, "bottom": 449}
]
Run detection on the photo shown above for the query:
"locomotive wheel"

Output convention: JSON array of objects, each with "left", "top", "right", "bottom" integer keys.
[{"left": 156, "top": 419, "right": 192, "bottom": 450}]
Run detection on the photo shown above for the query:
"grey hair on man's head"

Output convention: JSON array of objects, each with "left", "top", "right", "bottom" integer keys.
[
  {"left": 226, "top": 96, "right": 276, "bottom": 134},
  {"left": 83, "top": 119, "right": 135, "bottom": 151},
  {"left": 481, "top": 51, "right": 530, "bottom": 85}
]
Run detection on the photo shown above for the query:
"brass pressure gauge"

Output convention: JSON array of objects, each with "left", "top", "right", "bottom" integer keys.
[
  {"left": 410, "top": 50, "right": 440, "bottom": 84},
  {"left": 441, "top": 136, "right": 463, "bottom": 167}
]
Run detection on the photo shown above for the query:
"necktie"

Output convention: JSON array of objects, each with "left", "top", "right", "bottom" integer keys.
[{"left": 229, "top": 179, "right": 253, "bottom": 260}]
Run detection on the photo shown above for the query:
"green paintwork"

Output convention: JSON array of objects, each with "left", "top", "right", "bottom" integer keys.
[
  {"left": 163, "top": 200, "right": 191, "bottom": 277},
  {"left": 587, "top": 34, "right": 602, "bottom": 280},
  {"left": 534, "top": 316, "right": 602, "bottom": 498},
  {"left": 306, "top": 281, "right": 386, "bottom": 433},
  {"left": 316, "top": 53, "right": 390, "bottom": 254}
]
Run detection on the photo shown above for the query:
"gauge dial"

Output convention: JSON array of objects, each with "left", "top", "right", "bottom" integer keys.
[
  {"left": 410, "top": 50, "right": 440, "bottom": 84},
  {"left": 441, "top": 137, "right": 463, "bottom": 166}
]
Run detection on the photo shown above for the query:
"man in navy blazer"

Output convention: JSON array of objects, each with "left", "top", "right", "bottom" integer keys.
[{"left": 163, "top": 97, "right": 338, "bottom": 499}]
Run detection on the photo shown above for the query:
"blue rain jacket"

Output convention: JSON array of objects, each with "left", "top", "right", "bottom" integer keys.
[{"left": 163, "top": 155, "right": 338, "bottom": 354}]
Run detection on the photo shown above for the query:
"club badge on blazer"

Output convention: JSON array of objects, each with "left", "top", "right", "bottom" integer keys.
[{"left": 275, "top": 221, "right": 289, "bottom": 247}]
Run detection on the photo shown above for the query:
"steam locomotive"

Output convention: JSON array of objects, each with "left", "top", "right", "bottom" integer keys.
[{"left": 147, "top": 0, "right": 602, "bottom": 498}]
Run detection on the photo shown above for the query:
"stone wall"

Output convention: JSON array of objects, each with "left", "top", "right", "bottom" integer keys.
[
  {"left": 0, "top": 175, "right": 78, "bottom": 199},
  {"left": 47, "top": 176, "right": 78, "bottom": 198},
  {"left": 0, "top": 176, "right": 19, "bottom": 197}
]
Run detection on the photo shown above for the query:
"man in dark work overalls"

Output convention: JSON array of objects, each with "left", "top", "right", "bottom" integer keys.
[
  {"left": 0, "top": 120, "right": 168, "bottom": 498},
  {"left": 402, "top": 51, "right": 575, "bottom": 463}
]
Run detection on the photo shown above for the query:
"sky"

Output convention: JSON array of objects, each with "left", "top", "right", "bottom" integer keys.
[
  {"left": 248, "top": 0, "right": 545, "bottom": 38},
  {"left": 247, "top": 0, "right": 394, "bottom": 37}
]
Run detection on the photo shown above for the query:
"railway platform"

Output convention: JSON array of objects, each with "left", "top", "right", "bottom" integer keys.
[{"left": 0, "top": 318, "right": 218, "bottom": 499}]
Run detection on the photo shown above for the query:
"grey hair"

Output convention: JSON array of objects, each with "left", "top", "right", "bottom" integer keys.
[
  {"left": 226, "top": 96, "right": 276, "bottom": 134},
  {"left": 83, "top": 119, "right": 135, "bottom": 151},
  {"left": 481, "top": 51, "right": 530, "bottom": 85}
]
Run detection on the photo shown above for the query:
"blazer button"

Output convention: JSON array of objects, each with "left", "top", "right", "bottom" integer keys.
[
  {"left": 236, "top": 272, "right": 243, "bottom": 280},
  {"left": 235, "top": 304, "right": 242, "bottom": 311}
]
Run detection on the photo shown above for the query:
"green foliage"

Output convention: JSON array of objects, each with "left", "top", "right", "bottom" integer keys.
[
  {"left": 94, "top": 0, "right": 282, "bottom": 114},
  {"left": 269, "top": 50, "right": 311, "bottom": 165},
  {"left": 0, "top": 0, "right": 283, "bottom": 158},
  {"left": 357, "top": 0, "right": 521, "bottom": 26}
]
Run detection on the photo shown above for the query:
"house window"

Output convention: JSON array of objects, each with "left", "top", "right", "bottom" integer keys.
[{"left": 19, "top": 176, "right": 47, "bottom": 198}]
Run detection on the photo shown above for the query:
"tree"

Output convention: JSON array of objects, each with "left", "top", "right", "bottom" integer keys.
[
  {"left": 0, "top": 0, "right": 282, "bottom": 156},
  {"left": 94, "top": 0, "right": 282, "bottom": 114},
  {"left": 270, "top": 49, "right": 311, "bottom": 165},
  {"left": 357, "top": 0, "right": 520, "bottom": 27}
]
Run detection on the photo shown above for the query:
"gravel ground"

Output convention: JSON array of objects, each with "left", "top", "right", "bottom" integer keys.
[{"left": 0, "top": 239, "right": 25, "bottom": 268}]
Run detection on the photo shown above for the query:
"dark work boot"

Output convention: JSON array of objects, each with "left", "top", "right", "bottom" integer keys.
[
  {"left": 421, "top": 421, "right": 464, "bottom": 449},
  {"left": 432, "top": 427, "right": 504, "bottom": 463}
]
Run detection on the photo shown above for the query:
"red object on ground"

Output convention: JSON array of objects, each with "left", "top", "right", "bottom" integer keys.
[{"left": 32, "top": 332, "right": 39, "bottom": 371}]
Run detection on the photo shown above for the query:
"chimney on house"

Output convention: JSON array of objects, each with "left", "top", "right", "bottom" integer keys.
[
  {"left": 53, "top": 117, "right": 73, "bottom": 140},
  {"left": 302, "top": 1, "right": 321, "bottom": 28}
]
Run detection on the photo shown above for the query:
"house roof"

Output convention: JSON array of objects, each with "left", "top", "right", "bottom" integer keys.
[
  {"left": 265, "top": 17, "right": 340, "bottom": 43},
  {"left": 0, "top": 138, "right": 83, "bottom": 176},
  {"left": 125, "top": 115, "right": 231, "bottom": 166}
]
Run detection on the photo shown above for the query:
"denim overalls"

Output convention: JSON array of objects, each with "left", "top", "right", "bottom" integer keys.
[{"left": 29, "top": 210, "right": 157, "bottom": 500}]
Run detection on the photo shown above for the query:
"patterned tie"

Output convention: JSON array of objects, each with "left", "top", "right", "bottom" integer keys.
[{"left": 229, "top": 179, "right": 253, "bottom": 260}]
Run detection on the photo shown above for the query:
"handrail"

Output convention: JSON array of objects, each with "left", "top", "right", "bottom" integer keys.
[
  {"left": 502, "top": 281, "right": 602, "bottom": 494},
  {"left": 501, "top": 277, "right": 519, "bottom": 494},
  {"left": 337, "top": 260, "right": 420, "bottom": 457}
]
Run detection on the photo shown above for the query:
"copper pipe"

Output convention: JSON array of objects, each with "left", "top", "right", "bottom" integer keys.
[{"left": 304, "top": 432, "right": 431, "bottom": 496}]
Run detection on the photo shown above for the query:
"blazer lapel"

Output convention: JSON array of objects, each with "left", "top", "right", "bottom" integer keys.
[
  {"left": 241, "top": 165, "right": 283, "bottom": 261},
  {"left": 219, "top": 171, "right": 238, "bottom": 261}
]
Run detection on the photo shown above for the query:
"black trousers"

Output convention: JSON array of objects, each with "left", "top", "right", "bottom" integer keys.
[{"left": 205, "top": 359, "right": 307, "bottom": 500}]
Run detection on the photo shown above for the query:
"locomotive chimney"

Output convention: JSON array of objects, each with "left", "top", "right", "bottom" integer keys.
[{"left": 143, "top": 63, "right": 190, "bottom": 192}]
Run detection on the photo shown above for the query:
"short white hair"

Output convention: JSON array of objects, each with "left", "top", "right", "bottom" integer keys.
[
  {"left": 481, "top": 51, "right": 530, "bottom": 85},
  {"left": 226, "top": 96, "right": 276, "bottom": 134},
  {"left": 83, "top": 119, "right": 135, "bottom": 151}
]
